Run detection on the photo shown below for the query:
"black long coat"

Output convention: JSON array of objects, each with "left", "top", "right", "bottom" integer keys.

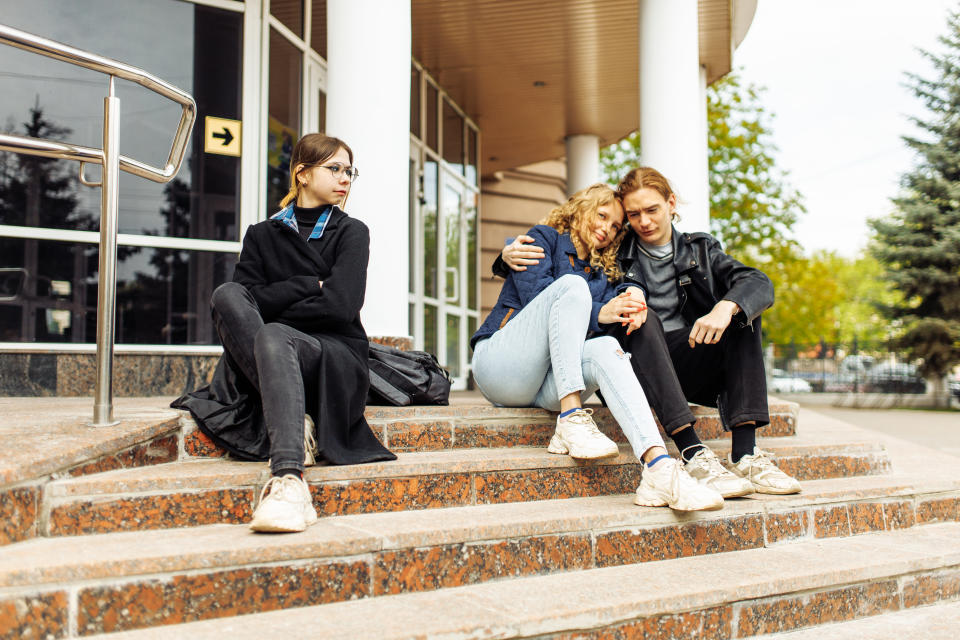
[{"left": 173, "top": 207, "right": 396, "bottom": 465}]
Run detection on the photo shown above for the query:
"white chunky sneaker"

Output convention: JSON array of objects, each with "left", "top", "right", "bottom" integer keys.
[
  {"left": 634, "top": 457, "right": 724, "bottom": 511},
  {"left": 683, "top": 446, "right": 754, "bottom": 498},
  {"left": 546, "top": 408, "right": 619, "bottom": 459},
  {"left": 303, "top": 414, "right": 318, "bottom": 467},
  {"left": 249, "top": 475, "right": 318, "bottom": 533},
  {"left": 727, "top": 447, "right": 802, "bottom": 495}
]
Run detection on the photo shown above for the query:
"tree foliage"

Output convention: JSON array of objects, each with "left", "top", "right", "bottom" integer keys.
[
  {"left": 869, "top": 9, "right": 960, "bottom": 382},
  {"left": 707, "top": 72, "right": 805, "bottom": 263}
]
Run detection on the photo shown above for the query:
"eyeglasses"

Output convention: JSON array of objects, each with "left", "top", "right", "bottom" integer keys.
[{"left": 319, "top": 163, "right": 359, "bottom": 182}]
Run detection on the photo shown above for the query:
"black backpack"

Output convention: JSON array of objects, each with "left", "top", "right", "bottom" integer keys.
[{"left": 366, "top": 342, "right": 452, "bottom": 406}]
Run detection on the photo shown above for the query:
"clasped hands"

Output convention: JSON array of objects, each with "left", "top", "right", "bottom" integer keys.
[{"left": 504, "top": 235, "right": 739, "bottom": 348}]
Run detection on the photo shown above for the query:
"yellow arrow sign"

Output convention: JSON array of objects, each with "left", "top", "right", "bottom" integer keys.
[{"left": 204, "top": 116, "right": 241, "bottom": 157}]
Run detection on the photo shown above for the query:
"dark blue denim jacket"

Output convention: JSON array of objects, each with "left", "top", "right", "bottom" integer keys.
[{"left": 471, "top": 225, "right": 620, "bottom": 349}]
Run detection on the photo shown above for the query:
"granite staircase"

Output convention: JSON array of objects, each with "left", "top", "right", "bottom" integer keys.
[{"left": 1, "top": 396, "right": 959, "bottom": 639}]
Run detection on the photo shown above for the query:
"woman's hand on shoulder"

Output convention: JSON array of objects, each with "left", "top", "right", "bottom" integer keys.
[
  {"left": 502, "top": 234, "right": 545, "bottom": 271},
  {"left": 599, "top": 290, "right": 647, "bottom": 326}
]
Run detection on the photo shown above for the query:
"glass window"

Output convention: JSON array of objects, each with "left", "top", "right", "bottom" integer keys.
[
  {"left": 0, "top": 237, "right": 235, "bottom": 344},
  {"left": 466, "top": 127, "right": 479, "bottom": 186},
  {"left": 266, "top": 28, "right": 302, "bottom": 212},
  {"left": 410, "top": 66, "right": 421, "bottom": 138},
  {"left": 443, "top": 184, "right": 461, "bottom": 304},
  {"left": 0, "top": 0, "right": 243, "bottom": 241},
  {"left": 445, "top": 314, "right": 460, "bottom": 377},
  {"left": 443, "top": 100, "right": 464, "bottom": 173},
  {"left": 466, "top": 192, "right": 478, "bottom": 308},
  {"left": 408, "top": 158, "right": 417, "bottom": 292},
  {"left": 425, "top": 83, "right": 438, "bottom": 152},
  {"left": 422, "top": 159, "right": 438, "bottom": 299},
  {"left": 310, "top": 0, "right": 327, "bottom": 57},
  {"left": 423, "top": 304, "right": 437, "bottom": 356},
  {"left": 271, "top": 0, "right": 304, "bottom": 38}
]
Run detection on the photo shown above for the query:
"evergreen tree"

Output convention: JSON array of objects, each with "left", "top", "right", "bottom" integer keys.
[{"left": 870, "top": 9, "right": 960, "bottom": 401}]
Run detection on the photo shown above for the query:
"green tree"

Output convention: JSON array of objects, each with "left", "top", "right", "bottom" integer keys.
[
  {"left": 707, "top": 72, "right": 805, "bottom": 263},
  {"left": 869, "top": 9, "right": 960, "bottom": 402},
  {"left": 601, "top": 71, "right": 805, "bottom": 264}
]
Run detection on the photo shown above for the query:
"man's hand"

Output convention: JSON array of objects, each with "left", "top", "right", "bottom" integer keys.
[
  {"left": 503, "top": 235, "right": 545, "bottom": 271},
  {"left": 599, "top": 291, "right": 646, "bottom": 325},
  {"left": 688, "top": 300, "right": 740, "bottom": 348},
  {"left": 621, "top": 287, "right": 648, "bottom": 335}
]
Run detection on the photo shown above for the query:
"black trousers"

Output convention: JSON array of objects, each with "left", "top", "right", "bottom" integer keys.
[
  {"left": 608, "top": 309, "right": 769, "bottom": 435},
  {"left": 210, "top": 282, "right": 323, "bottom": 475}
]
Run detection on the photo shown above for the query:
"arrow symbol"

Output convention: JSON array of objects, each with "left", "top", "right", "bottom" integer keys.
[{"left": 212, "top": 127, "right": 234, "bottom": 146}]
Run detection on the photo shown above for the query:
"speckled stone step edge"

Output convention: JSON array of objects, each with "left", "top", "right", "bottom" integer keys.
[
  {"left": 7, "top": 477, "right": 960, "bottom": 590},
  {"left": 0, "top": 419, "right": 183, "bottom": 547},
  {"left": 752, "top": 599, "right": 960, "bottom": 639},
  {"left": 0, "top": 417, "right": 180, "bottom": 488},
  {"left": 180, "top": 401, "right": 800, "bottom": 458},
  {"left": 38, "top": 442, "right": 892, "bottom": 537},
  {"left": 46, "top": 523, "right": 960, "bottom": 639}
]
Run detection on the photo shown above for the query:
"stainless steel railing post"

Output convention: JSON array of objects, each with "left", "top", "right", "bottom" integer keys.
[{"left": 91, "top": 77, "right": 121, "bottom": 427}]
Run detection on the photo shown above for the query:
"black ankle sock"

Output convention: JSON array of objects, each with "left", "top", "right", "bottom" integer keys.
[
  {"left": 274, "top": 469, "right": 302, "bottom": 479},
  {"left": 731, "top": 425, "right": 757, "bottom": 463},
  {"left": 670, "top": 426, "right": 705, "bottom": 461}
]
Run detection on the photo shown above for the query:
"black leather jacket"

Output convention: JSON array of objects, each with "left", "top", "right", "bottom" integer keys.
[
  {"left": 493, "top": 226, "right": 774, "bottom": 329},
  {"left": 618, "top": 227, "right": 773, "bottom": 329}
]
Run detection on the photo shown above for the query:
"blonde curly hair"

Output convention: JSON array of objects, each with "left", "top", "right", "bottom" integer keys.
[{"left": 540, "top": 183, "right": 625, "bottom": 281}]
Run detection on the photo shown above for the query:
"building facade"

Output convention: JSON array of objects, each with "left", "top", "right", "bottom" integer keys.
[{"left": 0, "top": 0, "right": 755, "bottom": 390}]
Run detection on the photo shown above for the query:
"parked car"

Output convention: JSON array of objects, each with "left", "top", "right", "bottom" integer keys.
[
  {"left": 863, "top": 362, "right": 927, "bottom": 394},
  {"left": 770, "top": 375, "right": 813, "bottom": 393}
]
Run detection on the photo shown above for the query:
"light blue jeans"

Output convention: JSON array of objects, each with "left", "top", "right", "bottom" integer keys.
[{"left": 472, "top": 275, "right": 665, "bottom": 459}]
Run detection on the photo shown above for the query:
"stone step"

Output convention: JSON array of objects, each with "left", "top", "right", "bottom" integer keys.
[
  {"left": 41, "top": 438, "right": 889, "bottom": 536},
  {"left": 181, "top": 400, "right": 800, "bottom": 457},
  {"left": 755, "top": 600, "right": 960, "bottom": 639},
  {"left": 4, "top": 475, "right": 957, "bottom": 636},
  {"left": 54, "top": 523, "right": 960, "bottom": 639}
]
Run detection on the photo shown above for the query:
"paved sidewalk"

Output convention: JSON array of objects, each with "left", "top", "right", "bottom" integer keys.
[{"left": 796, "top": 404, "right": 960, "bottom": 459}]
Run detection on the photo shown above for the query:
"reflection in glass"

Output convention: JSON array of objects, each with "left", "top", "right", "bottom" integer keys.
[
  {"left": 467, "top": 315, "right": 477, "bottom": 387},
  {"left": 408, "top": 158, "right": 417, "bottom": 291},
  {"left": 467, "top": 127, "right": 479, "bottom": 186},
  {"left": 443, "top": 100, "right": 464, "bottom": 173},
  {"left": 446, "top": 314, "right": 460, "bottom": 378},
  {"left": 310, "top": 0, "right": 327, "bottom": 57},
  {"left": 424, "top": 304, "right": 437, "bottom": 357},
  {"left": 0, "top": 1, "right": 242, "bottom": 241},
  {"left": 426, "top": 83, "right": 438, "bottom": 152},
  {"left": 267, "top": 28, "right": 302, "bottom": 212},
  {"left": 410, "top": 65, "right": 421, "bottom": 138},
  {"left": 422, "top": 160, "right": 438, "bottom": 298},
  {"left": 466, "top": 192, "right": 478, "bottom": 309},
  {"left": 0, "top": 237, "right": 235, "bottom": 344},
  {"left": 444, "top": 185, "right": 461, "bottom": 304},
  {"left": 271, "top": 0, "right": 304, "bottom": 38}
]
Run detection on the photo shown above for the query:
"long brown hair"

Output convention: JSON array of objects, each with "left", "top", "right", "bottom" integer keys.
[
  {"left": 540, "top": 184, "right": 625, "bottom": 281},
  {"left": 279, "top": 133, "right": 354, "bottom": 208},
  {"left": 617, "top": 166, "right": 680, "bottom": 222}
]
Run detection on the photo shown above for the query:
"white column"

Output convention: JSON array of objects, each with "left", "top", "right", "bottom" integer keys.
[
  {"left": 564, "top": 134, "right": 600, "bottom": 196},
  {"left": 639, "top": 0, "right": 710, "bottom": 232},
  {"left": 326, "top": 0, "right": 411, "bottom": 337}
]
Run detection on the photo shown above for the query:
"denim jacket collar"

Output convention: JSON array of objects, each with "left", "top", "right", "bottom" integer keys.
[{"left": 270, "top": 204, "right": 338, "bottom": 240}]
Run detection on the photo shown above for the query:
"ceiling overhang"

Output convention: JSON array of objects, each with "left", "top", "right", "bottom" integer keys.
[{"left": 411, "top": 0, "right": 756, "bottom": 176}]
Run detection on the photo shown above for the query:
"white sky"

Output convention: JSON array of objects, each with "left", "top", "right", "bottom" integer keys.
[{"left": 733, "top": 0, "right": 956, "bottom": 257}]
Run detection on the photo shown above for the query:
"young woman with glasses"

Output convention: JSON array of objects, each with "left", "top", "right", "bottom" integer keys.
[{"left": 174, "top": 133, "right": 395, "bottom": 533}]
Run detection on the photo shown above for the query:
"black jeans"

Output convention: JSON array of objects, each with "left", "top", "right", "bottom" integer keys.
[
  {"left": 608, "top": 309, "right": 769, "bottom": 434},
  {"left": 211, "top": 282, "right": 320, "bottom": 475}
]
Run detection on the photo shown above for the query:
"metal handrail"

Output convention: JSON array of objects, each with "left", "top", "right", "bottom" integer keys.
[
  {"left": 0, "top": 24, "right": 196, "bottom": 182},
  {"left": 0, "top": 24, "right": 197, "bottom": 426}
]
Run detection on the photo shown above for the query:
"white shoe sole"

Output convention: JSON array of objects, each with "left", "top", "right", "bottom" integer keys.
[
  {"left": 750, "top": 483, "right": 801, "bottom": 495},
  {"left": 547, "top": 434, "right": 619, "bottom": 460},
  {"left": 249, "top": 506, "right": 318, "bottom": 533},
  {"left": 634, "top": 485, "right": 724, "bottom": 511}
]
